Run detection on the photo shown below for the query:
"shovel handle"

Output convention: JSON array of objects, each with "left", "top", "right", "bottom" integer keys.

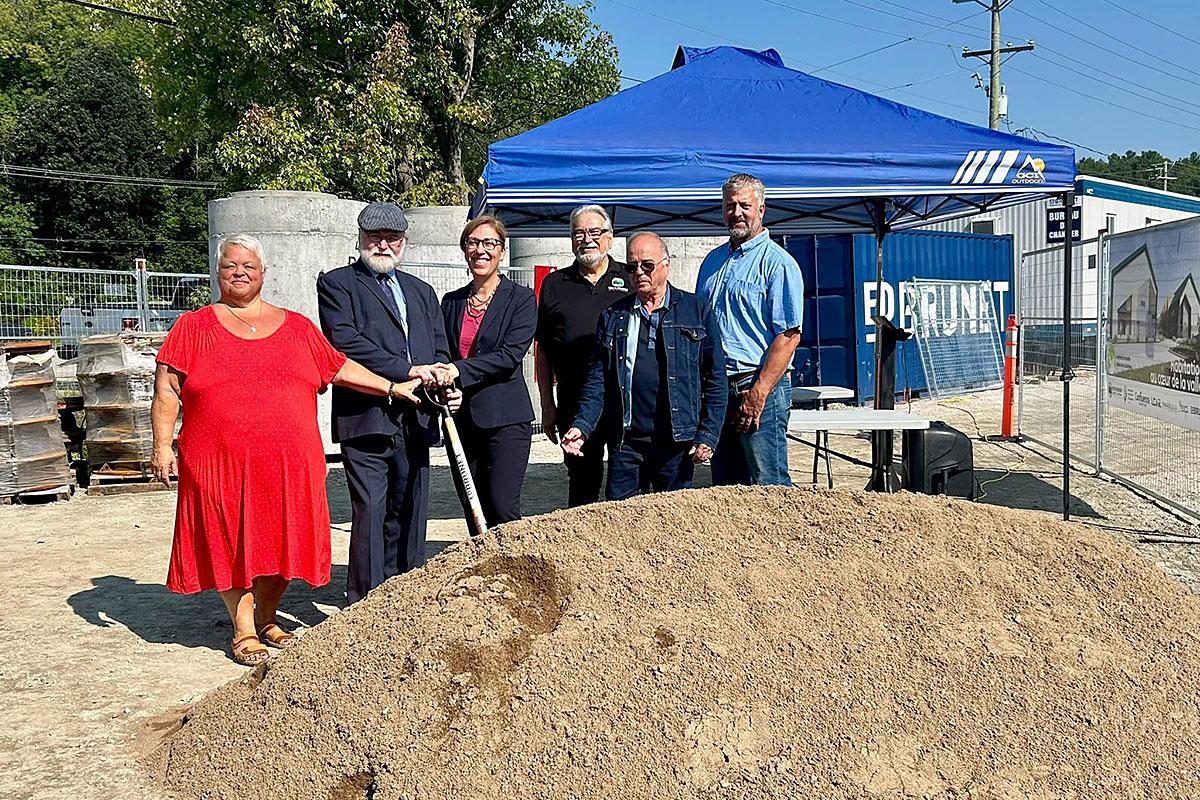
[{"left": 442, "top": 413, "right": 489, "bottom": 538}]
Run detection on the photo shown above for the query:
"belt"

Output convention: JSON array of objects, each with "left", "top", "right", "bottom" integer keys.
[{"left": 728, "top": 370, "right": 758, "bottom": 389}]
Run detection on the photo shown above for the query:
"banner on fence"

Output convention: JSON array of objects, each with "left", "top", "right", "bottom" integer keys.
[{"left": 1106, "top": 219, "right": 1200, "bottom": 431}]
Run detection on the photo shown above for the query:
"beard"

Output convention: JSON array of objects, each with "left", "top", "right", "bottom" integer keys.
[
  {"left": 361, "top": 248, "right": 399, "bottom": 274},
  {"left": 728, "top": 221, "right": 752, "bottom": 242},
  {"left": 575, "top": 249, "right": 605, "bottom": 268}
]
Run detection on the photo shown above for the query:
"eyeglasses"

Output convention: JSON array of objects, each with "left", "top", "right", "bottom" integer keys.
[
  {"left": 364, "top": 232, "right": 406, "bottom": 247},
  {"left": 465, "top": 237, "right": 504, "bottom": 252},
  {"left": 626, "top": 255, "right": 669, "bottom": 274},
  {"left": 571, "top": 227, "right": 610, "bottom": 241}
]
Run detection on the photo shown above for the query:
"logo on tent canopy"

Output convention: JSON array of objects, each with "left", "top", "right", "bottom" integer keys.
[
  {"left": 950, "top": 150, "right": 1046, "bottom": 186},
  {"left": 1013, "top": 155, "right": 1047, "bottom": 184}
]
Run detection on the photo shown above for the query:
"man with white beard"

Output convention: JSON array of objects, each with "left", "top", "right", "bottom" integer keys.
[
  {"left": 535, "top": 204, "right": 631, "bottom": 506},
  {"left": 317, "top": 202, "right": 459, "bottom": 604}
]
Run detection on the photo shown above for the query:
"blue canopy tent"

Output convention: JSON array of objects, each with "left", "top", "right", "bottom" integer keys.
[{"left": 475, "top": 46, "right": 1079, "bottom": 506}]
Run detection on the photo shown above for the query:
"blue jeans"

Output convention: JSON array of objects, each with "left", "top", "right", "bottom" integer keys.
[
  {"left": 605, "top": 439, "right": 694, "bottom": 501},
  {"left": 712, "top": 374, "right": 792, "bottom": 486}
]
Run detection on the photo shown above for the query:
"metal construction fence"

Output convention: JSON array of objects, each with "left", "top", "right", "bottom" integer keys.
[
  {"left": 0, "top": 261, "right": 548, "bottom": 430},
  {"left": 1016, "top": 232, "right": 1200, "bottom": 520},
  {"left": 0, "top": 263, "right": 208, "bottom": 358},
  {"left": 904, "top": 278, "right": 1004, "bottom": 400}
]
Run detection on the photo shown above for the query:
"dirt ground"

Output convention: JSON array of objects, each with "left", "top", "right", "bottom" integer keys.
[{"left": 2, "top": 387, "right": 1198, "bottom": 799}]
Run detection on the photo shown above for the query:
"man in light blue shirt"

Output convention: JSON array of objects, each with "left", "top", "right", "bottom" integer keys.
[{"left": 696, "top": 173, "right": 804, "bottom": 486}]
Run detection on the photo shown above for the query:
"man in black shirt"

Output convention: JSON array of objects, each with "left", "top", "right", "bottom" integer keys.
[{"left": 535, "top": 204, "right": 631, "bottom": 506}]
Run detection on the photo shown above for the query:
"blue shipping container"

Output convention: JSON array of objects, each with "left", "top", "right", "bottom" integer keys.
[{"left": 781, "top": 230, "right": 1013, "bottom": 403}]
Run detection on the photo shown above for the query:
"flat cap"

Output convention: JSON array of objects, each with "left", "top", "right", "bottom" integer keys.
[{"left": 357, "top": 202, "right": 409, "bottom": 233}]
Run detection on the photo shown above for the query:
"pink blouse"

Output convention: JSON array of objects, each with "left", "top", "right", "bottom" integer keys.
[{"left": 460, "top": 305, "right": 486, "bottom": 359}]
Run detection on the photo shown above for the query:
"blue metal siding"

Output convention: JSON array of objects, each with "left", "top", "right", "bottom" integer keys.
[
  {"left": 853, "top": 230, "right": 1014, "bottom": 402},
  {"left": 1078, "top": 178, "right": 1200, "bottom": 215},
  {"left": 782, "top": 234, "right": 857, "bottom": 393}
]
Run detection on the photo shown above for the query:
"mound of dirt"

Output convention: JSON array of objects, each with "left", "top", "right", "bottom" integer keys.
[{"left": 148, "top": 486, "right": 1200, "bottom": 799}]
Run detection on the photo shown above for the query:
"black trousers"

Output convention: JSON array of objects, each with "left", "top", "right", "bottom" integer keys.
[
  {"left": 457, "top": 416, "right": 532, "bottom": 534},
  {"left": 341, "top": 429, "right": 429, "bottom": 605}
]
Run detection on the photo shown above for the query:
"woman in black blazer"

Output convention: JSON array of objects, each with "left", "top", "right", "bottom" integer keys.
[{"left": 440, "top": 215, "right": 536, "bottom": 531}]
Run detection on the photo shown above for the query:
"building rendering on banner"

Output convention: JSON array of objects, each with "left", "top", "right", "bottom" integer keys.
[
  {"left": 1110, "top": 245, "right": 1159, "bottom": 344},
  {"left": 1163, "top": 274, "right": 1199, "bottom": 343}
]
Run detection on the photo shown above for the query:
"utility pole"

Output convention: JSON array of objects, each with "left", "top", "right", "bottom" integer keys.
[
  {"left": 1149, "top": 160, "right": 1177, "bottom": 191},
  {"left": 955, "top": 0, "right": 1034, "bottom": 129}
]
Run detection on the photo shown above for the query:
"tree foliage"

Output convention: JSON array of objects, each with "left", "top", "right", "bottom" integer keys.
[
  {"left": 154, "top": 0, "right": 620, "bottom": 204},
  {"left": 0, "top": 0, "right": 209, "bottom": 272},
  {"left": 1078, "top": 150, "right": 1200, "bottom": 198}
]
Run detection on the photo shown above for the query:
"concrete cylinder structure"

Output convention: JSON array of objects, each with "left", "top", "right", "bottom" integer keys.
[
  {"left": 209, "top": 190, "right": 366, "bottom": 453},
  {"left": 403, "top": 206, "right": 476, "bottom": 267}
]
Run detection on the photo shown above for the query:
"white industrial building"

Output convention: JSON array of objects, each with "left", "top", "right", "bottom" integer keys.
[{"left": 924, "top": 175, "right": 1200, "bottom": 322}]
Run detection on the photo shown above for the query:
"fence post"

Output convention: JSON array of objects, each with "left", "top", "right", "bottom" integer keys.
[
  {"left": 134, "top": 257, "right": 148, "bottom": 331},
  {"left": 1095, "top": 231, "right": 1107, "bottom": 476}
]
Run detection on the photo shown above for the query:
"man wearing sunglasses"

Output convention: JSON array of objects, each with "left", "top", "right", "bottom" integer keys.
[
  {"left": 534, "top": 204, "right": 631, "bottom": 506},
  {"left": 697, "top": 173, "right": 804, "bottom": 487},
  {"left": 561, "top": 232, "right": 726, "bottom": 500}
]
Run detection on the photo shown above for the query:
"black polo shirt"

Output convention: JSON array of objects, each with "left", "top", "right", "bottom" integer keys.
[{"left": 536, "top": 258, "right": 631, "bottom": 420}]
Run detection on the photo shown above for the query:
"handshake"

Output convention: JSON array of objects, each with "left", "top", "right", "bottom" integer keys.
[{"left": 409, "top": 362, "right": 459, "bottom": 388}]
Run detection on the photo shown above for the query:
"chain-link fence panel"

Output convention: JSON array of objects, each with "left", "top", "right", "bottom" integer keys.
[
  {"left": 1017, "top": 239, "right": 1101, "bottom": 469},
  {"left": 0, "top": 264, "right": 139, "bottom": 359},
  {"left": 904, "top": 278, "right": 1003, "bottom": 399},
  {"left": 0, "top": 264, "right": 208, "bottom": 360}
]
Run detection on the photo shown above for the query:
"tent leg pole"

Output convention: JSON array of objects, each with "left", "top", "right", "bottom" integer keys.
[
  {"left": 868, "top": 201, "right": 899, "bottom": 492},
  {"left": 1061, "top": 190, "right": 1075, "bottom": 521}
]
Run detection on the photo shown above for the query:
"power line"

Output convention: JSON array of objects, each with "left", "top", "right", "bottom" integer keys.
[
  {"left": 52, "top": 0, "right": 175, "bottom": 26},
  {"left": 1025, "top": 0, "right": 1200, "bottom": 81},
  {"left": 2, "top": 163, "right": 218, "bottom": 190},
  {"left": 0, "top": 235, "right": 206, "bottom": 245},
  {"left": 603, "top": 0, "right": 984, "bottom": 118},
  {"left": 1005, "top": 64, "right": 1200, "bottom": 135},
  {"left": 1009, "top": 4, "right": 1200, "bottom": 85},
  {"left": 1098, "top": 0, "right": 1200, "bottom": 49}
]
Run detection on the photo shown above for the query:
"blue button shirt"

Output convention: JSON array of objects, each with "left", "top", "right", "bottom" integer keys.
[{"left": 696, "top": 229, "right": 804, "bottom": 374}]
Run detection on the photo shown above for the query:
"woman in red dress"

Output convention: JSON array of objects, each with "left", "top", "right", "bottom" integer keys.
[{"left": 149, "top": 234, "right": 427, "bottom": 666}]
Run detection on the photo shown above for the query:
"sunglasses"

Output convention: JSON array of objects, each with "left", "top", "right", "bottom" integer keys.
[{"left": 626, "top": 255, "right": 669, "bottom": 274}]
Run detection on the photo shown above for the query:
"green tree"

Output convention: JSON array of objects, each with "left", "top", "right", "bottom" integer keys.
[
  {"left": 154, "top": 0, "right": 619, "bottom": 204},
  {"left": 0, "top": 1, "right": 210, "bottom": 273},
  {"left": 9, "top": 45, "right": 172, "bottom": 270},
  {"left": 1078, "top": 150, "right": 1200, "bottom": 198}
]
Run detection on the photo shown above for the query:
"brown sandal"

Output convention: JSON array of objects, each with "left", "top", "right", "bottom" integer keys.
[
  {"left": 231, "top": 632, "right": 270, "bottom": 666},
  {"left": 256, "top": 623, "right": 298, "bottom": 650}
]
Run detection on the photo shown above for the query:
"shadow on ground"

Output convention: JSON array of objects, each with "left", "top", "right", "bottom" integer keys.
[
  {"left": 974, "top": 468, "right": 1102, "bottom": 518},
  {"left": 66, "top": 542, "right": 455, "bottom": 654}
]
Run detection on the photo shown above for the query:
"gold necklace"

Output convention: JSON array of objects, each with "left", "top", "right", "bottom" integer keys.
[{"left": 224, "top": 301, "right": 263, "bottom": 333}]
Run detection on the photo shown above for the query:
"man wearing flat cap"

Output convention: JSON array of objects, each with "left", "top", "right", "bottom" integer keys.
[{"left": 318, "top": 202, "right": 459, "bottom": 604}]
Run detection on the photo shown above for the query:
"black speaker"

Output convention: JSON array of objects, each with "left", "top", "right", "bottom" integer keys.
[{"left": 902, "top": 421, "right": 975, "bottom": 499}]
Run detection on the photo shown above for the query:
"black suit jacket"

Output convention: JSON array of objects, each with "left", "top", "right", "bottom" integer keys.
[
  {"left": 317, "top": 259, "right": 450, "bottom": 444},
  {"left": 441, "top": 275, "right": 536, "bottom": 429}
]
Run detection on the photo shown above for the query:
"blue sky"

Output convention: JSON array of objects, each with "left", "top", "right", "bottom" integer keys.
[{"left": 590, "top": 0, "right": 1200, "bottom": 160}]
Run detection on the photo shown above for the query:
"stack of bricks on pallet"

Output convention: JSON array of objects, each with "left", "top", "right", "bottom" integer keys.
[
  {"left": 78, "top": 332, "right": 169, "bottom": 478},
  {"left": 0, "top": 348, "right": 70, "bottom": 496}
]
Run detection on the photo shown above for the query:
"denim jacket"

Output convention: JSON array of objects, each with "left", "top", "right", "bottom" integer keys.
[{"left": 572, "top": 284, "right": 727, "bottom": 449}]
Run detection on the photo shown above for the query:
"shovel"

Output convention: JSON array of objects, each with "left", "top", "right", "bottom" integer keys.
[{"left": 422, "top": 387, "right": 489, "bottom": 538}]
